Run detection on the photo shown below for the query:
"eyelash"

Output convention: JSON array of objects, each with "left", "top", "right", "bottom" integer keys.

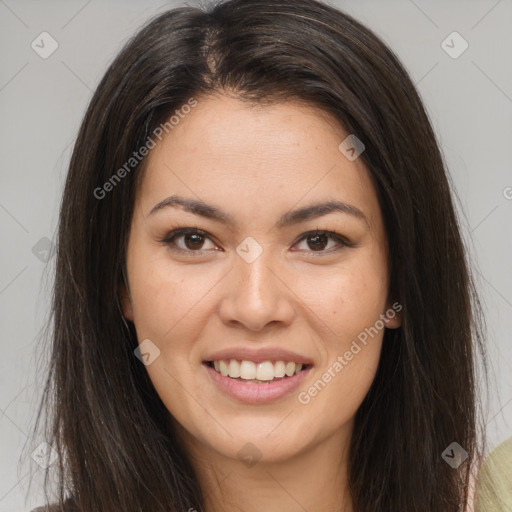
[{"left": 158, "top": 227, "right": 352, "bottom": 257}]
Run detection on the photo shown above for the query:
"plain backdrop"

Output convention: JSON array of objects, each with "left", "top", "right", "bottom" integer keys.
[{"left": 1, "top": 0, "right": 511, "bottom": 510}]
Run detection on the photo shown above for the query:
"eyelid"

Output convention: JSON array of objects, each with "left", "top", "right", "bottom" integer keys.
[
  {"left": 158, "top": 227, "right": 219, "bottom": 254},
  {"left": 292, "top": 229, "right": 352, "bottom": 252},
  {"left": 158, "top": 227, "right": 352, "bottom": 255}
]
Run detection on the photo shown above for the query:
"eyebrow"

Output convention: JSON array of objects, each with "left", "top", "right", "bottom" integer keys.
[{"left": 148, "top": 194, "right": 367, "bottom": 227}]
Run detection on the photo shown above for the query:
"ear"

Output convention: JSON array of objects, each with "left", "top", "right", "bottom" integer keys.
[
  {"left": 120, "top": 283, "right": 134, "bottom": 322},
  {"left": 383, "top": 301, "right": 403, "bottom": 329}
]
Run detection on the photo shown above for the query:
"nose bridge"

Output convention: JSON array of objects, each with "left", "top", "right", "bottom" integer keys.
[
  {"left": 236, "top": 241, "right": 281, "bottom": 302},
  {"left": 217, "top": 240, "right": 295, "bottom": 330}
]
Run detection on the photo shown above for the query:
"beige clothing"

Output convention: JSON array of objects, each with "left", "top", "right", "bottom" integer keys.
[{"left": 475, "top": 436, "right": 512, "bottom": 511}]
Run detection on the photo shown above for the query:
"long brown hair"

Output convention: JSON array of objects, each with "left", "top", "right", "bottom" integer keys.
[{"left": 28, "top": 0, "right": 487, "bottom": 510}]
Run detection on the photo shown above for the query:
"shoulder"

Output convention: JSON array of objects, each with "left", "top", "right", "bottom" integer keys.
[{"left": 475, "top": 436, "right": 512, "bottom": 511}]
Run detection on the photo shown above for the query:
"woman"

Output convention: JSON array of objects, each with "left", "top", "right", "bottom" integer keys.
[{"left": 29, "top": 0, "right": 488, "bottom": 510}]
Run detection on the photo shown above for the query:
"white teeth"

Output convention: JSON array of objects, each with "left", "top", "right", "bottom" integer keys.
[
  {"left": 210, "top": 359, "right": 307, "bottom": 381},
  {"left": 240, "top": 361, "right": 256, "bottom": 379},
  {"left": 274, "top": 360, "right": 286, "bottom": 378},
  {"left": 229, "top": 359, "right": 240, "bottom": 378},
  {"left": 219, "top": 360, "right": 229, "bottom": 377},
  {"left": 256, "top": 361, "right": 274, "bottom": 381},
  {"left": 285, "top": 362, "right": 295, "bottom": 377}
]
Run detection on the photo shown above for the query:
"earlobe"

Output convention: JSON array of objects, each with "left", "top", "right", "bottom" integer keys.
[
  {"left": 385, "top": 313, "right": 402, "bottom": 329},
  {"left": 384, "top": 301, "right": 403, "bottom": 329}
]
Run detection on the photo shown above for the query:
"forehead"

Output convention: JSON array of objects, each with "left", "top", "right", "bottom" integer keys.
[{"left": 136, "top": 94, "right": 381, "bottom": 230}]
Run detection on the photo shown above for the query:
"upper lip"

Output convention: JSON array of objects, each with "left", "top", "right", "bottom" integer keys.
[{"left": 203, "top": 347, "right": 313, "bottom": 365}]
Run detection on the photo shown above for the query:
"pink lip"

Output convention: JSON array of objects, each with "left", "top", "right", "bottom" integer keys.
[
  {"left": 203, "top": 347, "right": 313, "bottom": 365},
  {"left": 202, "top": 363, "right": 312, "bottom": 404}
]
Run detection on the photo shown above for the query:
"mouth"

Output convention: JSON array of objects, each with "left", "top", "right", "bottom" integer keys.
[
  {"left": 203, "top": 359, "right": 312, "bottom": 403},
  {"left": 204, "top": 359, "right": 311, "bottom": 383}
]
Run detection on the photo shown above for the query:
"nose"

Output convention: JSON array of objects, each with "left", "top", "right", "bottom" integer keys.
[{"left": 217, "top": 249, "right": 296, "bottom": 332}]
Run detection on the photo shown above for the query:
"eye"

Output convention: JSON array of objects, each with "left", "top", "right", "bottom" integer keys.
[
  {"left": 292, "top": 230, "right": 350, "bottom": 254},
  {"left": 159, "top": 228, "right": 351, "bottom": 256},
  {"left": 159, "top": 228, "right": 218, "bottom": 254}
]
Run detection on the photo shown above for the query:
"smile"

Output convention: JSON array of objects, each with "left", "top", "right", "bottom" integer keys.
[
  {"left": 208, "top": 359, "right": 308, "bottom": 382},
  {"left": 203, "top": 360, "right": 312, "bottom": 404}
]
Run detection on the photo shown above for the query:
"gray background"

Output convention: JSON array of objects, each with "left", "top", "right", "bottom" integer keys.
[{"left": 1, "top": 0, "right": 511, "bottom": 510}]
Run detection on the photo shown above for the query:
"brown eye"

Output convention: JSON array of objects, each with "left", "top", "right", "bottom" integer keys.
[
  {"left": 160, "top": 228, "right": 218, "bottom": 254},
  {"left": 293, "top": 230, "right": 348, "bottom": 254},
  {"left": 159, "top": 228, "right": 350, "bottom": 257},
  {"left": 182, "top": 232, "right": 206, "bottom": 250},
  {"left": 306, "top": 233, "right": 330, "bottom": 251}
]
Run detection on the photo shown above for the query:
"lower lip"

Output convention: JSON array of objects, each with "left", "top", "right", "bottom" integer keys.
[{"left": 203, "top": 363, "right": 312, "bottom": 404}]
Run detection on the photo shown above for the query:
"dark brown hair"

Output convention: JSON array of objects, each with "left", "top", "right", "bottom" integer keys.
[{"left": 28, "top": 0, "right": 487, "bottom": 510}]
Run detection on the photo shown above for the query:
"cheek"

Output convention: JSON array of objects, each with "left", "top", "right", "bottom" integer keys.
[
  {"left": 296, "top": 339, "right": 382, "bottom": 434},
  {"left": 294, "top": 252, "right": 388, "bottom": 341},
  {"left": 295, "top": 252, "right": 387, "bottom": 425},
  {"left": 128, "top": 254, "right": 220, "bottom": 342}
]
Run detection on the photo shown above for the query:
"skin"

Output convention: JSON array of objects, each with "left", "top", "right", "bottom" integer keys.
[{"left": 122, "top": 92, "right": 402, "bottom": 512}]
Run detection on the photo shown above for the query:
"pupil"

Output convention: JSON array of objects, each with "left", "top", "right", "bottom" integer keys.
[
  {"left": 309, "top": 233, "right": 327, "bottom": 251},
  {"left": 186, "top": 233, "right": 203, "bottom": 250}
]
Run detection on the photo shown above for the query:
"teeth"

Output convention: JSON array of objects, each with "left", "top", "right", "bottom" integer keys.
[
  {"left": 274, "top": 360, "right": 286, "bottom": 378},
  {"left": 219, "top": 360, "right": 229, "bottom": 377},
  {"left": 240, "top": 360, "right": 256, "bottom": 379},
  {"left": 256, "top": 361, "right": 274, "bottom": 381},
  {"left": 229, "top": 359, "right": 241, "bottom": 378},
  {"left": 210, "top": 359, "right": 307, "bottom": 381}
]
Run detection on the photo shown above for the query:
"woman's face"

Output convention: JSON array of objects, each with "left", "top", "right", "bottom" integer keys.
[{"left": 122, "top": 94, "right": 401, "bottom": 464}]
